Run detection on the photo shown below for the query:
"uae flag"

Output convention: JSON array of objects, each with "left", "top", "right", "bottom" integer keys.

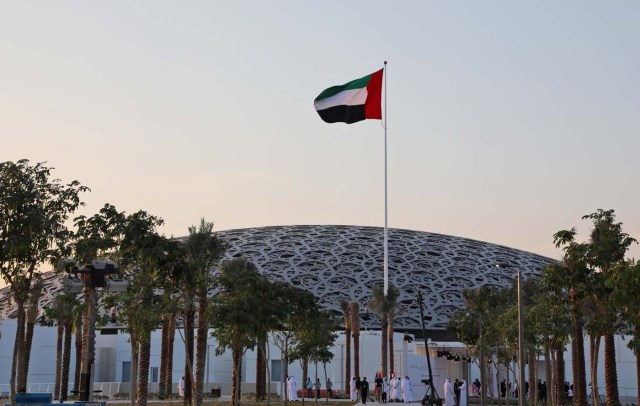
[{"left": 314, "top": 68, "right": 383, "bottom": 124}]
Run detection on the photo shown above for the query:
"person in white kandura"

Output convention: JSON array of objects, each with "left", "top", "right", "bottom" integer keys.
[
  {"left": 351, "top": 376, "right": 358, "bottom": 401},
  {"left": 288, "top": 376, "right": 299, "bottom": 401},
  {"left": 401, "top": 376, "right": 412, "bottom": 403},
  {"left": 178, "top": 376, "right": 185, "bottom": 398},
  {"left": 444, "top": 378, "right": 455, "bottom": 406},
  {"left": 388, "top": 375, "right": 395, "bottom": 401},
  {"left": 459, "top": 379, "right": 467, "bottom": 406}
]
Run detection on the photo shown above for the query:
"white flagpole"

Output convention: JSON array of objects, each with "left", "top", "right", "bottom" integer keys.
[{"left": 383, "top": 60, "right": 388, "bottom": 297}]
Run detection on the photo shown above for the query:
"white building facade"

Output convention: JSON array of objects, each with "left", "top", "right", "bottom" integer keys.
[{"left": 1, "top": 320, "right": 637, "bottom": 402}]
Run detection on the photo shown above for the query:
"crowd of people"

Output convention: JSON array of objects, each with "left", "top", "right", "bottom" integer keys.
[
  {"left": 444, "top": 377, "right": 467, "bottom": 406},
  {"left": 347, "top": 373, "right": 414, "bottom": 404},
  {"left": 282, "top": 373, "right": 567, "bottom": 404}
]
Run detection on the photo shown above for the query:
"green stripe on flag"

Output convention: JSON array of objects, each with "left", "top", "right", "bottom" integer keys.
[{"left": 314, "top": 73, "right": 372, "bottom": 101}]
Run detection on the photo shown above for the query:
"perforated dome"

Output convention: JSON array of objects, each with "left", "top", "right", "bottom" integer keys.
[{"left": 0, "top": 225, "right": 555, "bottom": 331}]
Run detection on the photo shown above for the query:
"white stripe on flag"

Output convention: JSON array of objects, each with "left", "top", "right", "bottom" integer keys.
[{"left": 314, "top": 87, "right": 368, "bottom": 111}]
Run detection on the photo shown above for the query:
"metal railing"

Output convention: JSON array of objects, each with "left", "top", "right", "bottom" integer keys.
[{"left": 0, "top": 383, "right": 121, "bottom": 399}]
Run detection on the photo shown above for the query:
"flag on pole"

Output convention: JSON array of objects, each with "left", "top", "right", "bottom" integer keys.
[{"left": 314, "top": 69, "right": 383, "bottom": 124}]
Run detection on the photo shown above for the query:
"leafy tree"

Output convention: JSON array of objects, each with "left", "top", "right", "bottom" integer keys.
[
  {"left": 210, "top": 258, "right": 278, "bottom": 406},
  {"left": 271, "top": 283, "right": 321, "bottom": 405},
  {"left": 0, "top": 160, "right": 87, "bottom": 406},
  {"left": 291, "top": 308, "right": 338, "bottom": 402},
  {"left": 449, "top": 286, "right": 502, "bottom": 406}
]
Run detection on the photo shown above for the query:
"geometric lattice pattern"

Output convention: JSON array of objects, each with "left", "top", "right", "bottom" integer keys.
[
  {"left": 0, "top": 225, "right": 556, "bottom": 331},
  {"left": 216, "top": 225, "right": 556, "bottom": 330}
]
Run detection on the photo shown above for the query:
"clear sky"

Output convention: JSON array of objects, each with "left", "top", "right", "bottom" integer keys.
[{"left": 2, "top": 1, "right": 639, "bottom": 263}]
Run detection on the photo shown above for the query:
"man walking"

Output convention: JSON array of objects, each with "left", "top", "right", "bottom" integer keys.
[{"left": 361, "top": 377, "right": 370, "bottom": 404}]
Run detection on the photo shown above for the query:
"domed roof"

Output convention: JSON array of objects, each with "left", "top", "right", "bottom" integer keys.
[
  {"left": 0, "top": 225, "right": 555, "bottom": 331},
  {"left": 216, "top": 225, "right": 555, "bottom": 331}
]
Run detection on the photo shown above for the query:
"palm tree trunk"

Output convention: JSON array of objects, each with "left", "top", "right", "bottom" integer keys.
[
  {"left": 54, "top": 322, "right": 64, "bottom": 400},
  {"left": 528, "top": 351, "right": 536, "bottom": 405},
  {"left": 571, "top": 315, "right": 587, "bottom": 406},
  {"left": 350, "top": 302, "right": 360, "bottom": 379},
  {"left": 636, "top": 325, "right": 640, "bottom": 405},
  {"left": 74, "top": 315, "right": 83, "bottom": 395},
  {"left": 388, "top": 323, "right": 394, "bottom": 377},
  {"left": 194, "top": 289, "right": 208, "bottom": 406},
  {"left": 159, "top": 317, "right": 168, "bottom": 399},
  {"left": 353, "top": 332, "right": 360, "bottom": 379},
  {"left": 165, "top": 315, "right": 176, "bottom": 398},
  {"left": 555, "top": 344, "right": 566, "bottom": 405},
  {"left": 604, "top": 333, "right": 620, "bottom": 406},
  {"left": 345, "top": 328, "right": 351, "bottom": 394},
  {"left": 184, "top": 308, "right": 195, "bottom": 406},
  {"left": 590, "top": 335, "right": 601, "bottom": 406},
  {"left": 17, "top": 320, "right": 35, "bottom": 393},
  {"left": 381, "top": 320, "right": 388, "bottom": 378},
  {"left": 137, "top": 335, "right": 151, "bottom": 406},
  {"left": 544, "top": 344, "right": 552, "bottom": 406},
  {"left": 61, "top": 320, "right": 72, "bottom": 400},
  {"left": 130, "top": 335, "right": 139, "bottom": 406}
]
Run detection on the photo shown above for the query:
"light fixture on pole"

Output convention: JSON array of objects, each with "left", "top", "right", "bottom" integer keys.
[{"left": 61, "top": 259, "right": 126, "bottom": 402}]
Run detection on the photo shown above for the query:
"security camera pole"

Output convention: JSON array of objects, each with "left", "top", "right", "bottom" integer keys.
[
  {"left": 62, "top": 259, "right": 124, "bottom": 402},
  {"left": 418, "top": 291, "right": 441, "bottom": 406}
]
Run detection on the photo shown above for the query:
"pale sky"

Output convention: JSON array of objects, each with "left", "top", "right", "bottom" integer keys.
[{"left": 2, "top": 1, "right": 639, "bottom": 263}]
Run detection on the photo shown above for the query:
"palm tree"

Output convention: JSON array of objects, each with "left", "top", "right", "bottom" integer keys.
[
  {"left": 157, "top": 238, "right": 185, "bottom": 400},
  {"left": 582, "top": 209, "right": 636, "bottom": 406},
  {"left": 17, "top": 277, "right": 45, "bottom": 393},
  {"left": 339, "top": 299, "right": 351, "bottom": 393},
  {"left": 61, "top": 309, "right": 73, "bottom": 401},
  {"left": 57, "top": 294, "right": 79, "bottom": 401},
  {"left": 73, "top": 307, "right": 83, "bottom": 396},
  {"left": 44, "top": 298, "right": 65, "bottom": 400},
  {"left": 388, "top": 309, "right": 396, "bottom": 376},
  {"left": 350, "top": 302, "right": 360, "bottom": 379},
  {"left": 551, "top": 230, "right": 592, "bottom": 406},
  {"left": 184, "top": 219, "right": 225, "bottom": 406},
  {"left": 368, "top": 284, "right": 399, "bottom": 377}
]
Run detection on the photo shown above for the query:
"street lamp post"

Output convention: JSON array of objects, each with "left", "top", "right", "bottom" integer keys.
[
  {"left": 478, "top": 316, "right": 486, "bottom": 406},
  {"left": 517, "top": 270, "right": 527, "bottom": 406}
]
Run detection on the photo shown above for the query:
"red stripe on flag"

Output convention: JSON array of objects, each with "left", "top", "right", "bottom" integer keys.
[{"left": 364, "top": 68, "right": 383, "bottom": 120}]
